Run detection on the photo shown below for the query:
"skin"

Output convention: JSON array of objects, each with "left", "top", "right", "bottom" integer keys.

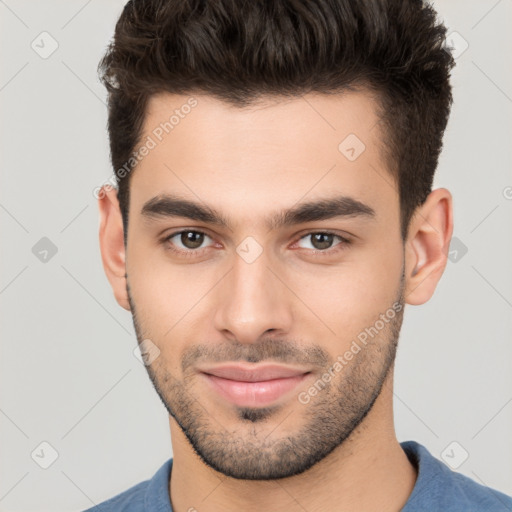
[{"left": 98, "top": 90, "right": 453, "bottom": 512}]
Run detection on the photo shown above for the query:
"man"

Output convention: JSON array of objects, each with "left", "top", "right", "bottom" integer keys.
[{"left": 87, "top": 0, "right": 512, "bottom": 510}]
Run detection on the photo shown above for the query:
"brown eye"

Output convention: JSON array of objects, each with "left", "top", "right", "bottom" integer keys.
[
  {"left": 311, "top": 233, "right": 334, "bottom": 250},
  {"left": 296, "top": 232, "right": 349, "bottom": 252},
  {"left": 165, "top": 230, "right": 213, "bottom": 251},
  {"left": 180, "top": 231, "right": 204, "bottom": 249}
]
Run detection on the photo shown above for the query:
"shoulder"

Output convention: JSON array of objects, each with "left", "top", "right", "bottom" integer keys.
[
  {"left": 401, "top": 440, "right": 512, "bottom": 512},
  {"left": 82, "top": 480, "right": 148, "bottom": 512},
  {"left": 81, "top": 458, "right": 174, "bottom": 512}
]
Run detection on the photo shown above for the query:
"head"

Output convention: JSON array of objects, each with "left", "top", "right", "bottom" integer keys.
[{"left": 97, "top": 0, "right": 455, "bottom": 480}]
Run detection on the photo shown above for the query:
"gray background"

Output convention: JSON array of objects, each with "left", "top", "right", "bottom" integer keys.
[{"left": 1, "top": 1, "right": 511, "bottom": 510}]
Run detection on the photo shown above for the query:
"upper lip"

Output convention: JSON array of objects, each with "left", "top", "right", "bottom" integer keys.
[{"left": 199, "top": 363, "right": 311, "bottom": 382}]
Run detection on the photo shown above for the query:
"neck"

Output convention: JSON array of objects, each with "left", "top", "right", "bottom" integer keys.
[{"left": 168, "top": 371, "right": 417, "bottom": 512}]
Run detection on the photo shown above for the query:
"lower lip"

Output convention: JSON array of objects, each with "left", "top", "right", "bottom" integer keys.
[{"left": 202, "top": 373, "right": 309, "bottom": 408}]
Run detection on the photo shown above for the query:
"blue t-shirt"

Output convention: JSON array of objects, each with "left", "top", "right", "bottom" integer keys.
[{"left": 83, "top": 440, "right": 512, "bottom": 511}]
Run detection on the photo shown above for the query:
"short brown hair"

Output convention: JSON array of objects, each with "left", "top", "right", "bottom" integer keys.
[{"left": 98, "top": 0, "right": 455, "bottom": 242}]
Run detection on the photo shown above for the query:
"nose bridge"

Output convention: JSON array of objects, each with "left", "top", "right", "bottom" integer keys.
[{"left": 213, "top": 245, "right": 292, "bottom": 343}]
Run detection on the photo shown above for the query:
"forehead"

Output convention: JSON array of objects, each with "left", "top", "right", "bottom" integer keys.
[{"left": 129, "top": 90, "right": 397, "bottom": 229}]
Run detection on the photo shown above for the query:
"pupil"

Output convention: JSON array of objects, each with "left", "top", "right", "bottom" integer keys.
[
  {"left": 312, "top": 233, "right": 333, "bottom": 250},
  {"left": 182, "top": 231, "right": 204, "bottom": 249}
]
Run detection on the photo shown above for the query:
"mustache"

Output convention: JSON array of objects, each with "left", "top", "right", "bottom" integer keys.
[{"left": 181, "top": 338, "right": 330, "bottom": 373}]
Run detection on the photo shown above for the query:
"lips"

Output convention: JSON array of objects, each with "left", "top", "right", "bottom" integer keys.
[
  {"left": 202, "top": 364, "right": 309, "bottom": 382},
  {"left": 199, "top": 363, "right": 311, "bottom": 408}
]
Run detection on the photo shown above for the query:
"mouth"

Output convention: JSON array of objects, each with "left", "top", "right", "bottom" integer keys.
[{"left": 198, "top": 363, "right": 312, "bottom": 408}]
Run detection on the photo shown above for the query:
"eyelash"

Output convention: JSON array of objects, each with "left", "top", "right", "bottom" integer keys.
[{"left": 161, "top": 230, "right": 352, "bottom": 258}]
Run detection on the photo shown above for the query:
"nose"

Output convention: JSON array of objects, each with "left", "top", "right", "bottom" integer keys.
[{"left": 213, "top": 249, "right": 294, "bottom": 344}]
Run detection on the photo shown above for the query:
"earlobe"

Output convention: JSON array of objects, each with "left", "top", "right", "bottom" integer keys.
[
  {"left": 98, "top": 185, "right": 131, "bottom": 311},
  {"left": 404, "top": 188, "right": 453, "bottom": 306}
]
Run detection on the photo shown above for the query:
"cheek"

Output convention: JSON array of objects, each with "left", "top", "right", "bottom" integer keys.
[
  {"left": 287, "top": 241, "right": 403, "bottom": 342},
  {"left": 346, "top": 244, "right": 403, "bottom": 333},
  {"left": 127, "top": 246, "right": 220, "bottom": 340}
]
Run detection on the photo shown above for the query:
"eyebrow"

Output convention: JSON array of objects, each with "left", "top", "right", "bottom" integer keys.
[{"left": 140, "top": 193, "right": 376, "bottom": 230}]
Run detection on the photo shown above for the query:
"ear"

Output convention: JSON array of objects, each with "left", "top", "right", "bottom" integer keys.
[
  {"left": 404, "top": 188, "right": 453, "bottom": 305},
  {"left": 98, "top": 185, "right": 130, "bottom": 311}
]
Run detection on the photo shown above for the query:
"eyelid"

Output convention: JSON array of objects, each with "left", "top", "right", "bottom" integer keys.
[
  {"left": 163, "top": 229, "right": 215, "bottom": 245},
  {"left": 295, "top": 229, "right": 352, "bottom": 241},
  {"left": 292, "top": 231, "right": 352, "bottom": 251}
]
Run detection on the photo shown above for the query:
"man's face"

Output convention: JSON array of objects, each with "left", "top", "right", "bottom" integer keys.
[{"left": 124, "top": 91, "right": 406, "bottom": 479}]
